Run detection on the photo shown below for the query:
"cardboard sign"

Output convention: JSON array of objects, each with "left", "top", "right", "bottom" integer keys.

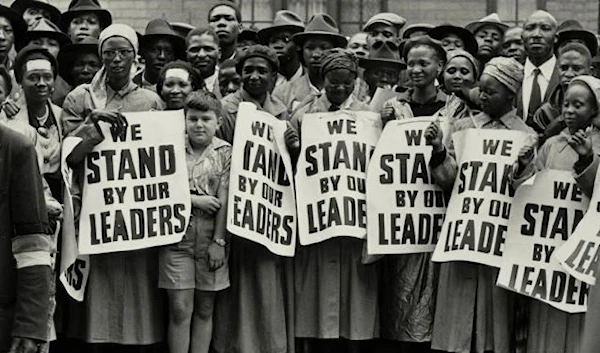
[
  {"left": 432, "top": 128, "right": 530, "bottom": 267},
  {"left": 78, "top": 111, "right": 190, "bottom": 254},
  {"left": 227, "top": 103, "right": 297, "bottom": 256},
  {"left": 296, "top": 110, "right": 382, "bottom": 245},
  {"left": 497, "top": 170, "right": 589, "bottom": 313},
  {"left": 367, "top": 117, "right": 446, "bottom": 254}
]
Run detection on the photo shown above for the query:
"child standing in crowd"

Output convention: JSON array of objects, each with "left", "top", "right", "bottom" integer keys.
[
  {"left": 160, "top": 91, "right": 231, "bottom": 353},
  {"left": 425, "top": 57, "right": 537, "bottom": 353},
  {"left": 515, "top": 75, "right": 600, "bottom": 353},
  {"left": 291, "top": 48, "right": 379, "bottom": 353},
  {"left": 377, "top": 35, "right": 446, "bottom": 353}
]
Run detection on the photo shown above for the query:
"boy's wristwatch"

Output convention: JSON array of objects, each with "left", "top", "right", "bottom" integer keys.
[{"left": 213, "top": 238, "right": 227, "bottom": 247}]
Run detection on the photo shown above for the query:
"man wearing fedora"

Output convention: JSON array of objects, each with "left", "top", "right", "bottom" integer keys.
[
  {"left": 135, "top": 18, "right": 185, "bottom": 92},
  {"left": 501, "top": 26, "right": 526, "bottom": 64},
  {"left": 61, "top": 0, "right": 112, "bottom": 44},
  {"left": 363, "top": 12, "right": 406, "bottom": 49},
  {"left": 359, "top": 40, "right": 406, "bottom": 102},
  {"left": 10, "top": 0, "right": 61, "bottom": 29},
  {"left": 466, "top": 13, "right": 508, "bottom": 65},
  {"left": 257, "top": 10, "right": 305, "bottom": 88},
  {"left": 272, "top": 13, "right": 348, "bottom": 114}
]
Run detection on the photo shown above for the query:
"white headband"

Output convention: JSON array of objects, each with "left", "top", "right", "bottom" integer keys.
[
  {"left": 165, "top": 68, "right": 190, "bottom": 81},
  {"left": 26, "top": 59, "right": 52, "bottom": 72}
]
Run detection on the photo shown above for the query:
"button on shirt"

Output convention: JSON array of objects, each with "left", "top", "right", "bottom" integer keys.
[{"left": 522, "top": 56, "right": 556, "bottom": 118}]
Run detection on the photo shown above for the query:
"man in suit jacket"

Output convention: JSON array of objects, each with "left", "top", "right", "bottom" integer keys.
[{"left": 518, "top": 10, "right": 560, "bottom": 127}]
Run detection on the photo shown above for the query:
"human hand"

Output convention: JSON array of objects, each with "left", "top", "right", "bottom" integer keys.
[
  {"left": 192, "top": 195, "right": 221, "bottom": 214},
  {"left": 88, "top": 110, "right": 128, "bottom": 140},
  {"left": 2, "top": 98, "right": 21, "bottom": 119},
  {"left": 517, "top": 144, "right": 535, "bottom": 168},
  {"left": 207, "top": 242, "right": 225, "bottom": 271},
  {"left": 284, "top": 123, "right": 300, "bottom": 152},
  {"left": 8, "top": 336, "right": 41, "bottom": 353},
  {"left": 568, "top": 128, "right": 593, "bottom": 157},
  {"left": 380, "top": 105, "right": 396, "bottom": 125},
  {"left": 46, "top": 199, "right": 63, "bottom": 219},
  {"left": 424, "top": 122, "right": 444, "bottom": 153}
]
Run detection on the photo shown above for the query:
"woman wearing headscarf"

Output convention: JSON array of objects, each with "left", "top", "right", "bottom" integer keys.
[
  {"left": 514, "top": 75, "right": 600, "bottom": 353},
  {"left": 290, "top": 49, "right": 379, "bottom": 353},
  {"left": 425, "top": 57, "right": 537, "bottom": 353},
  {"left": 156, "top": 60, "right": 202, "bottom": 111},
  {"left": 60, "top": 24, "right": 165, "bottom": 353}
]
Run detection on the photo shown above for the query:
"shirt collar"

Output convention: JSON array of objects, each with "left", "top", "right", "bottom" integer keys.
[
  {"left": 397, "top": 87, "right": 447, "bottom": 104},
  {"left": 524, "top": 55, "right": 556, "bottom": 79},
  {"left": 106, "top": 80, "right": 139, "bottom": 100},
  {"left": 473, "top": 109, "right": 518, "bottom": 128},
  {"left": 320, "top": 94, "right": 354, "bottom": 110},
  {"left": 240, "top": 89, "right": 287, "bottom": 116},
  {"left": 204, "top": 70, "right": 218, "bottom": 91}
]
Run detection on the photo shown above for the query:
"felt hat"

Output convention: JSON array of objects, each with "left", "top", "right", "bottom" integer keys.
[
  {"left": 20, "top": 17, "right": 71, "bottom": 51},
  {"left": 170, "top": 22, "right": 195, "bottom": 39},
  {"left": 235, "top": 44, "right": 279, "bottom": 74},
  {"left": 140, "top": 18, "right": 186, "bottom": 60},
  {"left": 359, "top": 40, "right": 405, "bottom": 70},
  {"left": 402, "top": 35, "right": 447, "bottom": 64},
  {"left": 13, "top": 44, "right": 57, "bottom": 83},
  {"left": 58, "top": 36, "right": 98, "bottom": 85},
  {"left": 0, "top": 5, "right": 28, "bottom": 50},
  {"left": 61, "top": 0, "right": 112, "bottom": 31},
  {"left": 292, "top": 13, "right": 347, "bottom": 48},
  {"left": 10, "top": 0, "right": 61, "bottom": 26},
  {"left": 428, "top": 24, "right": 478, "bottom": 56},
  {"left": 402, "top": 23, "right": 434, "bottom": 39},
  {"left": 238, "top": 27, "right": 258, "bottom": 43},
  {"left": 363, "top": 12, "right": 406, "bottom": 32},
  {"left": 557, "top": 20, "right": 598, "bottom": 56},
  {"left": 466, "top": 13, "right": 509, "bottom": 34},
  {"left": 257, "top": 10, "right": 304, "bottom": 44}
]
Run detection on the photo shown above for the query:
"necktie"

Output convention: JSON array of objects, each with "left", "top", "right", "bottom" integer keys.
[
  {"left": 528, "top": 68, "right": 542, "bottom": 121},
  {"left": 329, "top": 104, "right": 340, "bottom": 112}
]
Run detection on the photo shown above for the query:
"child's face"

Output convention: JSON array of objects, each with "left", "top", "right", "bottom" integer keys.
[
  {"left": 406, "top": 45, "right": 441, "bottom": 88},
  {"left": 563, "top": 83, "right": 597, "bottom": 133},
  {"left": 324, "top": 68, "right": 356, "bottom": 105},
  {"left": 186, "top": 109, "right": 221, "bottom": 147},
  {"left": 218, "top": 66, "right": 241, "bottom": 96},
  {"left": 478, "top": 73, "right": 512, "bottom": 117}
]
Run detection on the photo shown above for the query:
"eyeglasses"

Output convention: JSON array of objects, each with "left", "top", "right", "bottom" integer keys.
[{"left": 102, "top": 48, "right": 134, "bottom": 59}]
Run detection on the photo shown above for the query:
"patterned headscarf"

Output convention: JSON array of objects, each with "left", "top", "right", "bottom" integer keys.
[
  {"left": 320, "top": 48, "right": 358, "bottom": 77},
  {"left": 445, "top": 49, "right": 480, "bottom": 78},
  {"left": 482, "top": 57, "right": 523, "bottom": 93}
]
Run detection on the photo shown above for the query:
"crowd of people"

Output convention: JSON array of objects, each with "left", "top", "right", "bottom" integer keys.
[{"left": 3, "top": 0, "right": 600, "bottom": 353}]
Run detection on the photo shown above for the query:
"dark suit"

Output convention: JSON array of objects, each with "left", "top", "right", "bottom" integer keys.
[{"left": 516, "top": 60, "right": 560, "bottom": 122}]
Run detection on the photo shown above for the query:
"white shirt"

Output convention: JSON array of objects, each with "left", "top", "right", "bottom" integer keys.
[
  {"left": 522, "top": 55, "right": 556, "bottom": 117},
  {"left": 204, "top": 70, "right": 218, "bottom": 92}
]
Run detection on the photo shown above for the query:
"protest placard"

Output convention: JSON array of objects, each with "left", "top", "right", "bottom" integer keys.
[
  {"left": 367, "top": 117, "right": 446, "bottom": 254},
  {"left": 77, "top": 111, "right": 191, "bottom": 254},
  {"left": 369, "top": 87, "right": 401, "bottom": 112},
  {"left": 227, "top": 103, "right": 297, "bottom": 256},
  {"left": 432, "top": 128, "right": 530, "bottom": 267},
  {"left": 497, "top": 170, "right": 589, "bottom": 313},
  {"left": 60, "top": 136, "right": 90, "bottom": 300},
  {"left": 296, "top": 110, "right": 382, "bottom": 245},
  {"left": 556, "top": 163, "right": 600, "bottom": 286}
]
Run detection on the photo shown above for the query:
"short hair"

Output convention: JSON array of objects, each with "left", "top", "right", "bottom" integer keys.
[
  {"left": 186, "top": 27, "right": 219, "bottom": 48},
  {"left": 219, "top": 58, "right": 237, "bottom": 71},
  {"left": 0, "top": 65, "right": 12, "bottom": 94},
  {"left": 525, "top": 10, "right": 558, "bottom": 29},
  {"left": 184, "top": 91, "right": 222, "bottom": 115},
  {"left": 208, "top": 1, "right": 242, "bottom": 23},
  {"left": 559, "top": 42, "right": 593, "bottom": 66},
  {"left": 156, "top": 60, "right": 203, "bottom": 95}
]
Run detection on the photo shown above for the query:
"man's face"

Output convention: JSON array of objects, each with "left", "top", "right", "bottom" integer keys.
[
  {"left": 29, "top": 37, "right": 60, "bottom": 58},
  {"left": 208, "top": 5, "right": 240, "bottom": 46},
  {"left": 559, "top": 50, "right": 591, "bottom": 87},
  {"left": 367, "top": 23, "right": 399, "bottom": 48},
  {"left": 143, "top": 38, "right": 176, "bottom": 76},
  {"left": 186, "top": 34, "right": 220, "bottom": 78},
  {"left": 268, "top": 29, "right": 297, "bottom": 62},
  {"left": 522, "top": 12, "right": 557, "bottom": 61},
  {"left": 23, "top": 7, "right": 51, "bottom": 29},
  {"left": 501, "top": 27, "right": 526, "bottom": 64},
  {"left": 68, "top": 13, "right": 102, "bottom": 43},
  {"left": 0, "top": 17, "right": 15, "bottom": 57},
  {"left": 475, "top": 25, "right": 503, "bottom": 59},
  {"left": 71, "top": 52, "right": 102, "bottom": 86},
  {"left": 302, "top": 38, "right": 334, "bottom": 73},
  {"left": 347, "top": 32, "right": 369, "bottom": 58},
  {"left": 218, "top": 66, "right": 241, "bottom": 96}
]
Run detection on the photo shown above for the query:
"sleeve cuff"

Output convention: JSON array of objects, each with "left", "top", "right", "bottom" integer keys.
[
  {"left": 574, "top": 153, "right": 594, "bottom": 174},
  {"left": 429, "top": 146, "right": 447, "bottom": 169}
]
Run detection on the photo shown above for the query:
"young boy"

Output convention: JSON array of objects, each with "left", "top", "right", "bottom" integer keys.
[{"left": 159, "top": 91, "right": 231, "bottom": 353}]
